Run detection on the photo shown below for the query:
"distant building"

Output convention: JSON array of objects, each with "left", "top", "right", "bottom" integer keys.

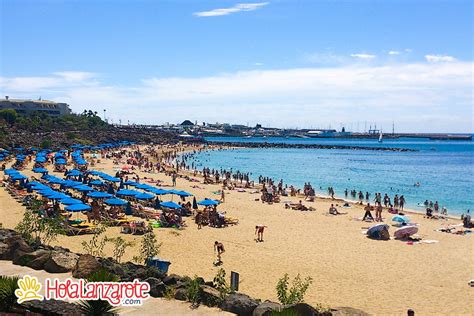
[
  {"left": 180, "top": 120, "right": 194, "bottom": 126},
  {"left": 0, "top": 96, "right": 72, "bottom": 116}
]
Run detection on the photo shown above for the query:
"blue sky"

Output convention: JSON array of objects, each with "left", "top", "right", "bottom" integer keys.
[{"left": 0, "top": 0, "right": 472, "bottom": 132}]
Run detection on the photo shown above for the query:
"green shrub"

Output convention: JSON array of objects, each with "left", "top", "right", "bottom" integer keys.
[
  {"left": 0, "top": 275, "right": 20, "bottom": 312},
  {"left": 81, "top": 225, "right": 107, "bottom": 257},
  {"left": 105, "top": 236, "right": 134, "bottom": 263},
  {"left": 15, "top": 208, "right": 64, "bottom": 246},
  {"left": 133, "top": 228, "right": 161, "bottom": 264},
  {"left": 213, "top": 268, "right": 231, "bottom": 301},
  {"left": 276, "top": 273, "right": 313, "bottom": 305},
  {"left": 186, "top": 275, "right": 202, "bottom": 307}
]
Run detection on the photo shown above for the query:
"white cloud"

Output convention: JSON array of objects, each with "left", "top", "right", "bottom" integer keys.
[
  {"left": 350, "top": 53, "right": 376, "bottom": 60},
  {"left": 0, "top": 61, "right": 472, "bottom": 132},
  {"left": 425, "top": 54, "right": 456, "bottom": 63},
  {"left": 305, "top": 52, "right": 348, "bottom": 65},
  {"left": 193, "top": 2, "right": 269, "bottom": 17},
  {"left": 52, "top": 71, "right": 97, "bottom": 82},
  {"left": 254, "top": 62, "right": 263, "bottom": 66},
  {"left": 405, "top": 48, "right": 413, "bottom": 53},
  {"left": 388, "top": 51, "right": 400, "bottom": 55}
]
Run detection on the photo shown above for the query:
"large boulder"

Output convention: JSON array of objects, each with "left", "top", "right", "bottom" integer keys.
[
  {"left": 331, "top": 307, "right": 371, "bottom": 316},
  {"left": 44, "top": 251, "right": 79, "bottom": 273},
  {"left": 163, "top": 274, "right": 182, "bottom": 286},
  {"left": 200, "top": 285, "right": 221, "bottom": 307},
  {"left": 174, "top": 288, "right": 187, "bottom": 301},
  {"left": 220, "top": 293, "right": 259, "bottom": 316},
  {"left": 253, "top": 301, "right": 283, "bottom": 316},
  {"left": 5, "top": 236, "right": 33, "bottom": 261},
  {"left": 13, "top": 249, "right": 51, "bottom": 270},
  {"left": 280, "top": 303, "right": 330, "bottom": 316},
  {"left": 145, "top": 277, "right": 166, "bottom": 298},
  {"left": 72, "top": 254, "right": 101, "bottom": 278}
]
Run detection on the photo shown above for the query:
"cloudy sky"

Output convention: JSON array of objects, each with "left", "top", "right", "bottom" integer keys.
[{"left": 0, "top": 0, "right": 472, "bottom": 132}]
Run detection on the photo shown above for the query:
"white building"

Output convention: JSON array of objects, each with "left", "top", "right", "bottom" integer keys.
[{"left": 0, "top": 96, "right": 72, "bottom": 116}]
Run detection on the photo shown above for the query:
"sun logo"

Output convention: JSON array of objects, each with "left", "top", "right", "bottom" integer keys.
[{"left": 15, "top": 275, "right": 44, "bottom": 303}]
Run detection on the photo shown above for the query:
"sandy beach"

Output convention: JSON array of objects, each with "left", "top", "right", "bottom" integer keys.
[{"left": 1, "top": 145, "right": 473, "bottom": 315}]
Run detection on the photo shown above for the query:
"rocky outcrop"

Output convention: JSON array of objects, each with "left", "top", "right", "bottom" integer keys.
[
  {"left": 331, "top": 306, "right": 371, "bottom": 316},
  {"left": 44, "top": 250, "right": 79, "bottom": 273},
  {"left": 72, "top": 254, "right": 101, "bottom": 278},
  {"left": 145, "top": 277, "right": 166, "bottom": 298},
  {"left": 220, "top": 293, "right": 260, "bottom": 316},
  {"left": 12, "top": 249, "right": 51, "bottom": 270},
  {"left": 253, "top": 301, "right": 283, "bottom": 316}
]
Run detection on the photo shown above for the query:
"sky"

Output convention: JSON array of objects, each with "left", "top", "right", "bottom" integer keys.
[{"left": 0, "top": 0, "right": 472, "bottom": 133}]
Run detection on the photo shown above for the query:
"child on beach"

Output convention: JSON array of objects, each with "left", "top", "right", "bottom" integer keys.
[
  {"left": 214, "top": 241, "right": 225, "bottom": 265},
  {"left": 255, "top": 224, "right": 267, "bottom": 242}
]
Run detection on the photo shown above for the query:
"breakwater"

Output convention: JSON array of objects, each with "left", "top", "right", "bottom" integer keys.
[{"left": 207, "top": 141, "right": 417, "bottom": 152}]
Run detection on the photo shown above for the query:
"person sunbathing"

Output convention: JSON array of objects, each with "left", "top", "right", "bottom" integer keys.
[{"left": 329, "top": 204, "right": 345, "bottom": 215}]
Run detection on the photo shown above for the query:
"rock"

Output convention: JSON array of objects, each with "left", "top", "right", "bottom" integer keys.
[
  {"left": 44, "top": 251, "right": 79, "bottom": 273},
  {"left": 253, "top": 301, "right": 283, "bottom": 316},
  {"left": 163, "top": 274, "right": 181, "bottom": 286},
  {"left": 6, "top": 236, "right": 33, "bottom": 261},
  {"left": 0, "top": 242, "right": 10, "bottom": 260},
  {"left": 280, "top": 303, "right": 324, "bottom": 316},
  {"left": 174, "top": 288, "right": 187, "bottom": 301},
  {"left": 204, "top": 281, "right": 214, "bottom": 287},
  {"left": 200, "top": 285, "right": 221, "bottom": 307},
  {"left": 13, "top": 249, "right": 51, "bottom": 270},
  {"left": 72, "top": 254, "right": 101, "bottom": 278},
  {"left": 220, "top": 293, "right": 259, "bottom": 316},
  {"left": 331, "top": 307, "right": 371, "bottom": 316},
  {"left": 145, "top": 277, "right": 166, "bottom": 298}
]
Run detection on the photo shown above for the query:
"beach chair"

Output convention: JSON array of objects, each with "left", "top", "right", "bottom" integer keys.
[{"left": 66, "top": 222, "right": 98, "bottom": 236}]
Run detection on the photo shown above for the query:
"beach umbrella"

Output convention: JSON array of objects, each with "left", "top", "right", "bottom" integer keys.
[
  {"left": 90, "top": 179, "right": 105, "bottom": 186},
  {"left": 394, "top": 226, "right": 418, "bottom": 239},
  {"left": 55, "top": 160, "right": 67, "bottom": 165},
  {"left": 74, "top": 185, "right": 94, "bottom": 192},
  {"left": 176, "top": 190, "right": 193, "bottom": 197},
  {"left": 159, "top": 201, "right": 181, "bottom": 209},
  {"left": 197, "top": 199, "right": 220, "bottom": 206},
  {"left": 66, "top": 203, "right": 91, "bottom": 212},
  {"left": 87, "top": 191, "right": 113, "bottom": 199},
  {"left": 10, "top": 174, "right": 27, "bottom": 181},
  {"left": 60, "top": 197, "right": 82, "bottom": 205},
  {"left": 32, "top": 167, "right": 48, "bottom": 173},
  {"left": 46, "top": 192, "right": 69, "bottom": 200},
  {"left": 149, "top": 188, "right": 169, "bottom": 195},
  {"left": 63, "top": 180, "right": 83, "bottom": 188},
  {"left": 116, "top": 189, "right": 140, "bottom": 197},
  {"left": 104, "top": 198, "right": 128, "bottom": 206},
  {"left": 135, "top": 183, "right": 152, "bottom": 190},
  {"left": 88, "top": 170, "right": 101, "bottom": 176},
  {"left": 66, "top": 169, "right": 82, "bottom": 177},
  {"left": 392, "top": 215, "right": 410, "bottom": 223},
  {"left": 135, "top": 192, "right": 155, "bottom": 200},
  {"left": 4, "top": 169, "right": 19, "bottom": 175},
  {"left": 123, "top": 180, "right": 138, "bottom": 186},
  {"left": 47, "top": 177, "right": 65, "bottom": 185}
]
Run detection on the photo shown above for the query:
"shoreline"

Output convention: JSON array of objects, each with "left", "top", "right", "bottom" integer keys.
[{"left": 178, "top": 146, "right": 466, "bottom": 219}]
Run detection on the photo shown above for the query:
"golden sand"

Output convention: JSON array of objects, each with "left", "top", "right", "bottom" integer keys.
[{"left": 1, "top": 146, "right": 472, "bottom": 315}]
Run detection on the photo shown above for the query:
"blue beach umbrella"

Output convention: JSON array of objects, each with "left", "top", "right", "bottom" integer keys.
[
  {"left": 197, "top": 199, "right": 220, "bottom": 206},
  {"left": 135, "top": 192, "right": 155, "bottom": 200},
  {"left": 74, "top": 185, "right": 94, "bottom": 192},
  {"left": 32, "top": 167, "right": 48, "bottom": 173},
  {"left": 46, "top": 192, "right": 69, "bottom": 200},
  {"left": 89, "top": 179, "right": 105, "bottom": 186},
  {"left": 4, "top": 169, "right": 19, "bottom": 175},
  {"left": 159, "top": 201, "right": 181, "bottom": 209},
  {"left": 176, "top": 190, "right": 193, "bottom": 197},
  {"left": 66, "top": 203, "right": 91, "bottom": 212},
  {"left": 66, "top": 169, "right": 82, "bottom": 177},
  {"left": 149, "top": 188, "right": 169, "bottom": 195},
  {"left": 123, "top": 181, "right": 138, "bottom": 186},
  {"left": 87, "top": 191, "right": 113, "bottom": 199},
  {"left": 104, "top": 198, "right": 128, "bottom": 206},
  {"left": 392, "top": 215, "right": 410, "bottom": 223},
  {"left": 10, "top": 174, "right": 27, "bottom": 180},
  {"left": 116, "top": 189, "right": 140, "bottom": 197},
  {"left": 60, "top": 197, "right": 83, "bottom": 205}
]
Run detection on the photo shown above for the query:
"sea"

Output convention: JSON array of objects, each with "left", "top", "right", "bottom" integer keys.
[{"left": 185, "top": 136, "right": 473, "bottom": 216}]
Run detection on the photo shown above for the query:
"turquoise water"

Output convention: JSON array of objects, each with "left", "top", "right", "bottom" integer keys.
[{"left": 186, "top": 137, "right": 473, "bottom": 215}]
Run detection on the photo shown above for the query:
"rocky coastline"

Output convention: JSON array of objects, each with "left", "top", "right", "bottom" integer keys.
[{"left": 206, "top": 141, "right": 416, "bottom": 152}]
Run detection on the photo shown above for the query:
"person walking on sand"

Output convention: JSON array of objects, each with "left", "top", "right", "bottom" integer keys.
[
  {"left": 255, "top": 224, "right": 267, "bottom": 242},
  {"left": 214, "top": 241, "right": 225, "bottom": 265},
  {"left": 363, "top": 203, "right": 375, "bottom": 221}
]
